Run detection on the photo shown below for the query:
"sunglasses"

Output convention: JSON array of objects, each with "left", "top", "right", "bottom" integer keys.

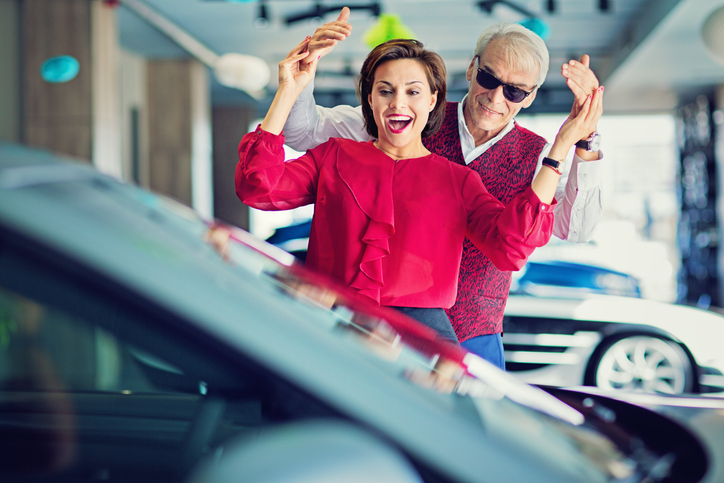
[{"left": 475, "top": 60, "right": 535, "bottom": 103}]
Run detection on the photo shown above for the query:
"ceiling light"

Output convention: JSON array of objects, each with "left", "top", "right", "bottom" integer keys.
[
  {"left": 255, "top": 0, "right": 269, "bottom": 28},
  {"left": 702, "top": 6, "right": 724, "bottom": 64},
  {"left": 285, "top": 1, "right": 380, "bottom": 26},
  {"left": 363, "top": 13, "right": 415, "bottom": 49},
  {"left": 120, "top": 0, "right": 271, "bottom": 95},
  {"left": 477, "top": 0, "right": 551, "bottom": 41}
]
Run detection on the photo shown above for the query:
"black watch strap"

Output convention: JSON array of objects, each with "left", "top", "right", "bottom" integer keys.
[
  {"left": 576, "top": 132, "right": 601, "bottom": 151},
  {"left": 542, "top": 157, "right": 563, "bottom": 175}
]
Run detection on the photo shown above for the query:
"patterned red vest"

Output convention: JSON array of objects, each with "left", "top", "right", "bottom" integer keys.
[{"left": 422, "top": 102, "right": 547, "bottom": 341}]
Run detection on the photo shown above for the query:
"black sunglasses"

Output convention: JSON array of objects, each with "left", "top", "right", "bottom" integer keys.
[{"left": 475, "top": 61, "right": 535, "bottom": 103}]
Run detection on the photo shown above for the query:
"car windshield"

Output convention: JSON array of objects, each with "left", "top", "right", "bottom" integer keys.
[{"left": 214, "top": 222, "right": 653, "bottom": 481}]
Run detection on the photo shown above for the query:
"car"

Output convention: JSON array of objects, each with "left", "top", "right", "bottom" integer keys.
[
  {"left": 503, "top": 294, "right": 724, "bottom": 396},
  {"left": 266, "top": 221, "right": 643, "bottom": 298},
  {"left": 0, "top": 142, "right": 720, "bottom": 483},
  {"left": 511, "top": 260, "right": 642, "bottom": 298}
]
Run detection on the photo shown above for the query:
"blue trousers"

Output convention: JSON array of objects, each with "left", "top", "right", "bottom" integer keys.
[
  {"left": 461, "top": 333, "right": 505, "bottom": 370},
  {"left": 390, "top": 307, "right": 459, "bottom": 343}
]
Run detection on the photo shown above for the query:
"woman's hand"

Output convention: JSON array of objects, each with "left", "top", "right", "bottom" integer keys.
[
  {"left": 261, "top": 37, "right": 321, "bottom": 134},
  {"left": 278, "top": 37, "right": 319, "bottom": 96}
]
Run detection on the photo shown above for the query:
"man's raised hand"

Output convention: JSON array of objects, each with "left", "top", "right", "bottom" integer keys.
[{"left": 301, "top": 7, "right": 352, "bottom": 65}]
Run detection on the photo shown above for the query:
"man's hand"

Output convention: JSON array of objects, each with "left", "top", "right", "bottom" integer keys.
[
  {"left": 561, "top": 54, "right": 600, "bottom": 115},
  {"left": 301, "top": 7, "right": 352, "bottom": 65},
  {"left": 549, "top": 86, "right": 604, "bottom": 161}
]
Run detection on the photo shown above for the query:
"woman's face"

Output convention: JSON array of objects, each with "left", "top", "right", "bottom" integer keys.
[{"left": 368, "top": 58, "right": 437, "bottom": 150}]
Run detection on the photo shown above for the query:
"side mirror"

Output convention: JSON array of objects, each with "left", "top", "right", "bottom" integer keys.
[{"left": 187, "top": 420, "right": 424, "bottom": 483}]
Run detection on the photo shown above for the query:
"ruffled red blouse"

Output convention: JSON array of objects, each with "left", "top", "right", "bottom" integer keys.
[{"left": 237, "top": 127, "right": 555, "bottom": 308}]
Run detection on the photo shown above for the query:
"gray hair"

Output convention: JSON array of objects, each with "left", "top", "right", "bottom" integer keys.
[{"left": 473, "top": 23, "right": 550, "bottom": 87}]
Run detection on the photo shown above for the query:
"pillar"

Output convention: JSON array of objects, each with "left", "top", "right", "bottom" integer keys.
[
  {"left": 147, "top": 59, "right": 212, "bottom": 219},
  {"left": 21, "top": 0, "right": 120, "bottom": 174}
]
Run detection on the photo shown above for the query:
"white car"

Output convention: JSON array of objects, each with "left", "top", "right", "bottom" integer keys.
[{"left": 504, "top": 294, "right": 724, "bottom": 395}]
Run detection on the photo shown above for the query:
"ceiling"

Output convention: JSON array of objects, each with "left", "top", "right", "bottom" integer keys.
[{"left": 116, "top": 0, "right": 724, "bottom": 114}]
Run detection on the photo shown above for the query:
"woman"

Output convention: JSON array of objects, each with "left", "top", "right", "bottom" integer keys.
[{"left": 236, "top": 38, "right": 602, "bottom": 342}]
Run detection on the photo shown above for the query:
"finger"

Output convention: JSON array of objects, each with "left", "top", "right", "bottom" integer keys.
[
  {"left": 578, "top": 54, "right": 590, "bottom": 68},
  {"left": 309, "top": 39, "right": 338, "bottom": 49},
  {"left": 576, "top": 92, "right": 593, "bottom": 120},
  {"left": 337, "top": 6, "right": 350, "bottom": 22},
  {"left": 288, "top": 36, "right": 311, "bottom": 57},
  {"left": 567, "top": 78, "right": 588, "bottom": 102},
  {"left": 587, "top": 87, "right": 604, "bottom": 123},
  {"left": 313, "top": 25, "right": 351, "bottom": 41},
  {"left": 285, "top": 50, "right": 311, "bottom": 65},
  {"left": 565, "top": 70, "right": 599, "bottom": 102},
  {"left": 305, "top": 52, "right": 321, "bottom": 75}
]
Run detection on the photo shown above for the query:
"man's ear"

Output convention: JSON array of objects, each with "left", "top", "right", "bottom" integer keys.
[{"left": 465, "top": 57, "right": 476, "bottom": 82}]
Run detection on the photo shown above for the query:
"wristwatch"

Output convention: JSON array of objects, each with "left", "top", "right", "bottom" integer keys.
[
  {"left": 576, "top": 132, "right": 601, "bottom": 151},
  {"left": 542, "top": 157, "right": 565, "bottom": 175}
]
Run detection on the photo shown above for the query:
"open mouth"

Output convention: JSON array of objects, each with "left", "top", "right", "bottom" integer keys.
[{"left": 387, "top": 115, "right": 413, "bottom": 133}]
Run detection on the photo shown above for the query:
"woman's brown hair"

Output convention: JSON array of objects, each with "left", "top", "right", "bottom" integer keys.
[{"left": 357, "top": 39, "right": 447, "bottom": 139}]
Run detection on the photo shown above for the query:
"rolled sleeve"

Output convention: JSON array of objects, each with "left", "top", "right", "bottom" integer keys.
[{"left": 537, "top": 145, "right": 604, "bottom": 242}]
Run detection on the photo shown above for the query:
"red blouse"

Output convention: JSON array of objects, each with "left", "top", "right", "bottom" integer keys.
[{"left": 237, "top": 128, "right": 555, "bottom": 308}]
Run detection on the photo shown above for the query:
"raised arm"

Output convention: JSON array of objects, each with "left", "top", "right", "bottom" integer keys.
[
  {"left": 561, "top": 54, "right": 601, "bottom": 162},
  {"left": 544, "top": 54, "right": 604, "bottom": 241},
  {"left": 260, "top": 38, "right": 319, "bottom": 135},
  {"left": 236, "top": 38, "right": 326, "bottom": 210},
  {"left": 284, "top": 7, "right": 372, "bottom": 151},
  {"left": 463, "top": 87, "right": 603, "bottom": 271}
]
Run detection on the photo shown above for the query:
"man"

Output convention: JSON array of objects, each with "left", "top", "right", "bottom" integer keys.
[{"left": 282, "top": 8, "right": 604, "bottom": 369}]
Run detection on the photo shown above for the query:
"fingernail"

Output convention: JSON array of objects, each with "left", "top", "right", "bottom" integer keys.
[
  {"left": 600, "top": 86, "right": 605, "bottom": 92},
  {"left": 317, "top": 55, "right": 321, "bottom": 60}
]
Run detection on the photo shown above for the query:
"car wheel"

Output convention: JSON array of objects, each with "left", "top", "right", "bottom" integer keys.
[{"left": 592, "top": 336, "right": 693, "bottom": 394}]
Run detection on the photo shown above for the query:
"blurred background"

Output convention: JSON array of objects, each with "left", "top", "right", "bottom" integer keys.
[{"left": 2, "top": 0, "right": 724, "bottom": 306}]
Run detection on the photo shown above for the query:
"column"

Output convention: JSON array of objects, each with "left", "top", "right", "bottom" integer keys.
[{"left": 146, "top": 59, "right": 212, "bottom": 218}]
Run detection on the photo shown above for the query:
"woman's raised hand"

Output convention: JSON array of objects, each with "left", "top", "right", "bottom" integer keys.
[{"left": 278, "top": 37, "right": 320, "bottom": 96}]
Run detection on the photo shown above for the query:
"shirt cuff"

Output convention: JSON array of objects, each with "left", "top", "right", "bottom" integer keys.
[
  {"left": 571, "top": 150, "right": 604, "bottom": 191},
  {"left": 524, "top": 185, "right": 557, "bottom": 211},
  {"left": 254, "top": 124, "right": 286, "bottom": 144}
]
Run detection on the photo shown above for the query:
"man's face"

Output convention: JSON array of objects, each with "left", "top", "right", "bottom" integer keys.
[{"left": 464, "top": 40, "right": 538, "bottom": 141}]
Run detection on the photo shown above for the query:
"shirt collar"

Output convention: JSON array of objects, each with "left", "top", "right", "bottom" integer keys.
[{"left": 458, "top": 95, "right": 515, "bottom": 165}]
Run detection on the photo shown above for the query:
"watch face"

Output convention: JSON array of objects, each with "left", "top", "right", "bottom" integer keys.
[{"left": 589, "top": 133, "right": 601, "bottom": 151}]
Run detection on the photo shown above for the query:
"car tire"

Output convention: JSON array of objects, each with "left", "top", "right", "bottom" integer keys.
[{"left": 589, "top": 336, "right": 694, "bottom": 394}]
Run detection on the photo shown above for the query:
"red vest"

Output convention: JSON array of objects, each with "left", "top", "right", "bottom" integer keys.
[{"left": 423, "top": 102, "right": 547, "bottom": 341}]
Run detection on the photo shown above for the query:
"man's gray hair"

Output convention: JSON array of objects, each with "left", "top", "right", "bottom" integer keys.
[{"left": 473, "top": 23, "right": 550, "bottom": 87}]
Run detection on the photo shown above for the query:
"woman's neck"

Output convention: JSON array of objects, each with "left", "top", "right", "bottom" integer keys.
[{"left": 374, "top": 139, "right": 430, "bottom": 161}]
